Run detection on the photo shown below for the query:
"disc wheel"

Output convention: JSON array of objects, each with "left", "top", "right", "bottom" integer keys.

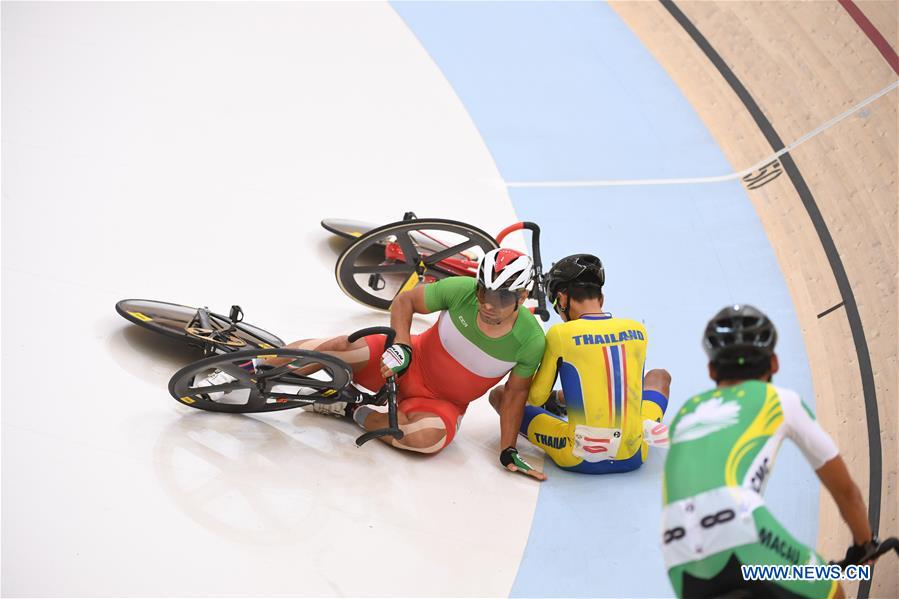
[
  {"left": 320, "top": 218, "right": 378, "bottom": 241},
  {"left": 116, "top": 299, "right": 284, "bottom": 353},
  {"left": 168, "top": 349, "right": 352, "bottom": 413},
  {"left": 335, "top": 218, "right": 498, "bottom": 311}
]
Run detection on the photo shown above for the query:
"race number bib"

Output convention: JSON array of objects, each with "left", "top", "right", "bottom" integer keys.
[
  {"left": 572, "top": 425, "right": 623, "bottom": 463},
  {"left": 661, "top": 486, "right": 763, "bottom": 568}
]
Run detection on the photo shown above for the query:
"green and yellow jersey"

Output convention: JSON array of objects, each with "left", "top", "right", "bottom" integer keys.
[{"left": 662, "top": 381, "right": 840, "bottom": 598}]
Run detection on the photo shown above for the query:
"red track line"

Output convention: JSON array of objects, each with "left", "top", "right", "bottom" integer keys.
[{"left": 838, "top": 0, "right": 899, "bottom": 75}]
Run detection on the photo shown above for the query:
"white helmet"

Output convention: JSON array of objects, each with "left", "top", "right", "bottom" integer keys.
[{"left": 477, "top": 248, "right": 535, "bottom": 292}]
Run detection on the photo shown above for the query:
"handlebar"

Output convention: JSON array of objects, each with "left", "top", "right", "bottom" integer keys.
[
  {"left": 346, "top": 326, "right": 404, "bottom": 447},
  {"left": 831, "top": 536, "right": 898, "bottom": 568},
  {"left": 348, "top": 326, "right": 396, "bottom": 348},
  {"left": 496, "top": 222, "right": 550, "bottom": 322}
]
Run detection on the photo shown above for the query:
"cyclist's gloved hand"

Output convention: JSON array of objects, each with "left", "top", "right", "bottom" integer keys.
[
  {"left": 381, "top": 343, "right": 412, "bottom": 377},
  {"left": 840, "top": 539, "right": 879, "bottom": 566},
  {"left": 500, "top": 447, "right": 547, "bottom": 481}
]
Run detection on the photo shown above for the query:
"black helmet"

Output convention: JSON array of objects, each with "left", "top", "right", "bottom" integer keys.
[
  {"left": 703, "top": 304, "right": 777, "bottom": 364},
  {"left": 545, "top": 254, "right": 605, "bottom": 305}
]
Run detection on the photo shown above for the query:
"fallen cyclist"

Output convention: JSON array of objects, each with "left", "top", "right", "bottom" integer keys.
[
  {"left": 198, "top": 248, "right": 548, "bottom": 479},
  {"left": 489, "top": 253, "right": 671, "bottom": 474}
]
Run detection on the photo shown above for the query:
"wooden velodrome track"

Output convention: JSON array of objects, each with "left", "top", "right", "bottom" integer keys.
[{"left": 610, "top": 2, "right": 897, "bottom": 596}]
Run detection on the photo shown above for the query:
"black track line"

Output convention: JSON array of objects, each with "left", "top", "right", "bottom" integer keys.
[{"left": 659, "top": 2, "right": 882, "bottom": 595}]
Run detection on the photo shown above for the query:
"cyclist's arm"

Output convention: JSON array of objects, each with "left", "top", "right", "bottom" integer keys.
[
  {"left": 499, "top": 373, "right": 532, "bottom": 449},
  {"left": 500, "top": 330, "right": 545, "bottom": 447},
  {"left": 816, "top": 456, "right": 872, "bottom": 545},
  {"left": 498, "top": 373, "right": 546, "bottom": 481},
  {"left": 528, "top": 327, "right": 561, "bottom": 407},
  {"left": 780, "top": 387, "right": 872, "bottom": 545},
  {"left": 389, "top": 286, "right": 431, "bottom": 346}
]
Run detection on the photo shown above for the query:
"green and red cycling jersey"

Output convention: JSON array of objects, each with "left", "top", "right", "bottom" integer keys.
[{"left": 357, "top": 277, "right": 545, "bottom": 412}]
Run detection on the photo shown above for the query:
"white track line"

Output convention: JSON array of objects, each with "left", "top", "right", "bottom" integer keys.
[{"left": 506, "top": 79, "right": 898, "bottom": 189}]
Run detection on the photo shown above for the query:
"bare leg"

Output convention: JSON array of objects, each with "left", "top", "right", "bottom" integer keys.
[
  {"left": 644, "top": 368, "right": 671, "bottom": 397},
  {"left": 641, "top": 369, "right": 672, "bottom": 450},
  {"left": 355, "top": 408, "right": 448, "bottom": 454},
  {"left": 284, "top": 338, "right": 447, "bottom": 453},
  {"left": 262, "top": 335, "right": 372, "bottom": 375}
]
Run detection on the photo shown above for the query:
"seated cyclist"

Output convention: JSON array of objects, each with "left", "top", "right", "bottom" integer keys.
[
  {"left": 247, "top": 249, "right": 547, "bottom": 479},
  {"left": 489, "top": 254, "right": 671, "bottom": 474},
  {"left": 662, "top": 304, "right": 876, "bottom": 599}
]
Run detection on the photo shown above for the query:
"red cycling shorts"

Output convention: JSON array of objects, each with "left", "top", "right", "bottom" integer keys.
[{"left": 354, "top": 334, "right": 462, "bottom": 448}]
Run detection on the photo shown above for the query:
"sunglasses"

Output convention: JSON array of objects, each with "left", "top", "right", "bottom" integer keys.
[{"left": 476, "top": 283, "right": 520, "bottom": 308}]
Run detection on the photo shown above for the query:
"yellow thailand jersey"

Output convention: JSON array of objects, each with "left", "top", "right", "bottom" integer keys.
[{"left": 528, "top": 314, "right": 648, "bottom": 460}]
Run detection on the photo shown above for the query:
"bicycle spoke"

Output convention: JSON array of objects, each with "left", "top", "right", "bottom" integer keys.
[
  {"left": 256, "top": 360, "right": 331, "bottom": 382},
  {"left": 217, "top": 362, "right": 256, "bottom": 384},
  {"left": 395, "top": 230, "right": 421, "bottom": 265},
  {"left": 270, "top": 373, "right": 336, "bottom": 388},
  {"left": 422, "top": 238, "right": 481, "bottom": 265},
  {"left": 186, "top": 381, "right": 246, "bottom": 396},
  {"left": 254, "top": 362, "right": 301, "bottom": 380}
]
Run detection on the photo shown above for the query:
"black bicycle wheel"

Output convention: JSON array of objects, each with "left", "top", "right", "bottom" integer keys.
[
  {"left": 116, "top": 299, "right": 284, "bottom": 352},
  {"left": 168, "top": 348, "right": 352, "bottom": 413},
  {"left": 335, "top": 218, "right": 498, "bottom": 311}
]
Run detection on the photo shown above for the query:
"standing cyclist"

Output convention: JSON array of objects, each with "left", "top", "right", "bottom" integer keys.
[
  {"left": 268, "top": 248, "right": 547, "bottom": 478},
  {"left": 662, "top": 304, "right": 875, "bottom": 598},
  {"left": 489, "top": 254, "right": 671, "bottom": 474}
]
